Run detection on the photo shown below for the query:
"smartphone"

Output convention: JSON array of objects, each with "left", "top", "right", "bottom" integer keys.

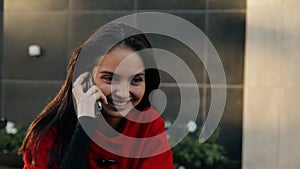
[{"left": 88, "top": 72, "right": 102, "bottom": 111}]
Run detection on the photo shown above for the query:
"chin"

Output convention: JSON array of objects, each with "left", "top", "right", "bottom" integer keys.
[
  {"left": 105, "top": 110, "right": 127, "bottom": 118},
  {"left": 103, "top": 100, "right": 140, "bottom": 117},
  {"left": 102, "top": 106, "right": 133, "bottom": 118}
]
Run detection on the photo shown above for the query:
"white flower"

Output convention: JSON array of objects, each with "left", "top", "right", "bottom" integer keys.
[
  {"left": 5, "top": 121, "right": 18, "bottom": 134},
  {"left": 187, "top": 120, "right": 197, "bottom": 133},
  {"left": 178, "top": 165, "right": 186, "bottom": 169},
  {"left": 165, "top": 120, "right": 172, "bottom": 128}
]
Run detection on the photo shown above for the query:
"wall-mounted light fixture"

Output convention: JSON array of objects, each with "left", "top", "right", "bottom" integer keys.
[{"left": 28, "top": 44, "right": 42, "bottom": 57}]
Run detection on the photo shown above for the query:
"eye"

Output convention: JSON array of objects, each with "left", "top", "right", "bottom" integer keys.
[
  {"left": 131, "top": 76, "right": 144, "bottom": 85},
  {"left": 102, "top": 76, "right": 113, "bottom": 83}
]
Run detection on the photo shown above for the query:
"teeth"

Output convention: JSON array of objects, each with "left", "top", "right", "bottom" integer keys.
[{"left": 112, "top": 101, "right": 128, "bottom": 107}]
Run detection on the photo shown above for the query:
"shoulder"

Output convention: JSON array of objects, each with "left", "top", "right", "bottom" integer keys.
[
  {"left": 23, "top": 126, "right": 59, "bottom": 168},
  {"left": 26, "top": 126, "right": 58, "bottom": 151},
  {"left": 33, "top": 126, "right": 59, "bottom": 149}
]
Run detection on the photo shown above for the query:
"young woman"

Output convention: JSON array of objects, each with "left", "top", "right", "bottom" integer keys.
[{"left": 19, "top": 22, "right": 173, "bottom": 169}]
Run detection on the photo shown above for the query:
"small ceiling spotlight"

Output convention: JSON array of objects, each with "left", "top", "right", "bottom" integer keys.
[{"left": 28, "top": 44, "right": 42, "bottom": 57}]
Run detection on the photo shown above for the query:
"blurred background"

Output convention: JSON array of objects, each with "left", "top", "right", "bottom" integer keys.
[{"left": 0, "top": 0, "right": 299, "bottom": 169}]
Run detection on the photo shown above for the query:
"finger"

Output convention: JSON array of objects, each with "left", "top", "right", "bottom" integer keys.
[
  {"left": 72, "top": 86, "right": 83, "bottom": 101},
  {"left": 86, "top": 85, "right": 100, "bottom": 96},
  {"left": 73, "top": 72, "right": 89, "bottom": 96},
  {"left": 72, "top": 88, "right": 79, "bottom": 100},
  {"left": 99, "top": 92, "right": 108, "bottom": 105},
  {"left": 73, "top": 72, "right": 89, "bottom": 86},
  {"left": 88, "top": 85, "right": 108, "bottom": 105},
  {"left": 91, "top": 91, "right": 108, "bottom": 105}
]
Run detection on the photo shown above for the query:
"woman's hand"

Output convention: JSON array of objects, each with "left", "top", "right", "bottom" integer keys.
[{"left": 72, "top": 72, "right": 107, "bottom": 118}]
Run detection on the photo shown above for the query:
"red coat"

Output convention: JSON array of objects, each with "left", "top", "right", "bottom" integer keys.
[{"left": 23, "top": 107, "right": 174, "bottom": 169}]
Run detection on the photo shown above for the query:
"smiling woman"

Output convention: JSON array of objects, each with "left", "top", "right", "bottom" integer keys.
[
  {"left": 18, "top": 22, "right": 173, "bottom": 169},
  {"left": 93, "top": 46, "right": 146, "bottom": 124}
]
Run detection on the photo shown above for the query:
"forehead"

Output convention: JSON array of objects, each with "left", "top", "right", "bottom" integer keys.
[{"left": 97, "top": 46, "right": 145, "bottom": 75}]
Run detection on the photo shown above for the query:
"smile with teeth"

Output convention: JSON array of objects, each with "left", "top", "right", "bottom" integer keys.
[{"left": 108, "top": 99, "right": 132, "bottom": 108}]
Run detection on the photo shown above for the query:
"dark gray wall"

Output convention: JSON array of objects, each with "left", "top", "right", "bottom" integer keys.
[
  {"left": 0, "top": 0, "right": 3, "bottom": 117},
  {"left": 1, "top": 0, "right": 245, "bottom": 169}
]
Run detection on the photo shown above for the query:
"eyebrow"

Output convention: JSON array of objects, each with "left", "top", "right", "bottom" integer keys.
[
  {"left": 99, "top": 71, "right": 145, "bottom": 78},
  {"left": 130, "top": 72, "right": 145, "bottom": 79},
  {"left": 99, "top": 71, "right": 114, "bottom": 75}
]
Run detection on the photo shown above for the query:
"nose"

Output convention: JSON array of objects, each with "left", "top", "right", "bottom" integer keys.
[{"left": 114, "top": 81, "right": 130, "bottom": 99}]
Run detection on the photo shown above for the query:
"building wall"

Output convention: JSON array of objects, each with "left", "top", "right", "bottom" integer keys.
[
  {"left": 1, "top": 1, "right": 245, "bottom": 168},
  {"left": 243, "top": 0, "right": 300, "bottom": 169}
]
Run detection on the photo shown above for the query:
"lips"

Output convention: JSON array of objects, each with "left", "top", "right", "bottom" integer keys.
[
  {"left": 107, "top": 98, "right": 132, "bottom": 110},
  {"left": 112, "top": 100, "right": 130, "bottom": 107}
]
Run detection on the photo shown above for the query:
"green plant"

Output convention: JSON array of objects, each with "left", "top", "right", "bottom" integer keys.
[
  {"left": 168, "top": 121, "right": 228, "bottom": 169},
  {"left": 0, "top": 124, "right": 27, "bottom": 153}
]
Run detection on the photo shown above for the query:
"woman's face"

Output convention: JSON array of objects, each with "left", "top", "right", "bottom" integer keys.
[{"left": 93, "top": 46, "right": 145, "bottom": 118}]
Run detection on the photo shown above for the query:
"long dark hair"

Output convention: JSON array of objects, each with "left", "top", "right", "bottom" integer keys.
[{"left": 19, "top": 22, "right": 160, "bottom": 168}]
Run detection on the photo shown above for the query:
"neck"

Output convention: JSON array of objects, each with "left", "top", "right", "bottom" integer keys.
[
  {"left": 104, "top": 115, "right": 122, "bottom": 129},
  {"left": 96, "top": 115, "right": 122, "bottom": 137},
  {"left": 99, "top": 113, "right": 123, "bottom": 131}
]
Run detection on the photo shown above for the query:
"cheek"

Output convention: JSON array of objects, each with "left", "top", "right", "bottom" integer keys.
[
  {"left": 132, "top": 85, "right": 146, "bottom": 100},
  {"left": 100, "top": 86, "right": 111, "bottom": 96},
  {"left": 94, "top": 81, "right": 111, "bottom": 96}
]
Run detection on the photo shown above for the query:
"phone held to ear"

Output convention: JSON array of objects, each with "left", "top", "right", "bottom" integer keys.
[{"left": 88, "top": 72, "right": 102, "bottom": 111}]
